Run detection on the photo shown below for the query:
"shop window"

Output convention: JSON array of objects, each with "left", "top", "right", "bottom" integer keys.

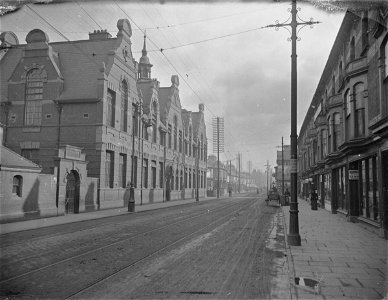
[
  {"left": 25, "top": 69, "right": 43, "bottom": 126},
  {"left": 13, "top": 175, "right": 23, "bottom": 197}
]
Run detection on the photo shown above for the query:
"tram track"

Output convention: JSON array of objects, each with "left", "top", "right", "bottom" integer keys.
[
  {"left": 0, "top": 198, "right": 240, "bottom": 272},
  {"left": 0, "top": 197, "right": 256, "bottom": 298},
  {"left": 65, "top": 198, "right": 258, "bottom": 299}
]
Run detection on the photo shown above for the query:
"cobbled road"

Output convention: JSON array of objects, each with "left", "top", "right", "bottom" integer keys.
[{"left": 0, "top": 194, "right": 290, "bottom": 299}]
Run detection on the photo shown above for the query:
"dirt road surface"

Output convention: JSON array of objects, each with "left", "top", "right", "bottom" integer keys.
[{"left": 0, "top": 194, "right": 291, "bottom": 299}]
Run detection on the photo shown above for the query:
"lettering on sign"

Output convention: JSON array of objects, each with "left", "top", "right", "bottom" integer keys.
[{"left": 349, "top": 170, "right": 359, "bottom": 180}]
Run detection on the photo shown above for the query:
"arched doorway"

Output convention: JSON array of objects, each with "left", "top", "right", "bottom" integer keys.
[{"left": 65, "top": 170, "right": 80, "bottom": 213}]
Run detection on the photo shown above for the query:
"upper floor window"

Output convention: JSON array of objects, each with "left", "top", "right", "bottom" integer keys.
[
  {"left": 333, "top": 113, "right": 341, "bottom": 151},
  {"left": 107, "top": 89, "right": 116, "bottom": 128},
  {"left": 173, "top": 115, "right": 178, "bottom": 151},
  {"left": 350, "top": 37, "right": 355, "bottom": 61},
  {"left": 25, "top": 69, "right": 43, "bottom": 126},
  {"left": 354, "top": 83, "right": 365, "bottom": 137},
  {"left": 385, "top": 41, "right": 388, "bottom": 78},
  {"left": 21, "top": 148, "right": 39, "bottom": 165},
  {"left": 152, "top": 101, "right": 157, "bottom": 143},
  {"left": 132, "top": 104, "right": 139, "bottom": 137},
  {"left": 361, "top": 13, "right": 369, "bottom": 52},
  {"left": 120, "top": 81, "right": 128, "bottom": 132},
  {"left": 168, "top": 124, "right": 172, "bottom": 149}
]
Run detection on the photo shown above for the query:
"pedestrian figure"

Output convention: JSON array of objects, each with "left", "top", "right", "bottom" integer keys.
[{"left": 311, "top": 189, "right": 318, "bottom": 210}]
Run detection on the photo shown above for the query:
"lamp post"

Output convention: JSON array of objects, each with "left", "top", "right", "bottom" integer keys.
[
  {"left": 196, "top": 139, "right": 200, "bottom": 202},
  {"left": 264, "top": 0, "right": 319, "bottom": 246},
  {"left": 128, "top": 102, "right": 142, "bottom": 212}
]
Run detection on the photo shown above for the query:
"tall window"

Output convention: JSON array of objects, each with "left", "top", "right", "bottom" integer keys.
[
  {"left": 361, "top": 13, "right": 369, "bottom": 52},
  {"left": 119, "top": 154, "right": 127, "bottom": 188},
  {"left": 173, "top": 116, "right": 178, "bottom": 151},
  {"left": 13, "top": 175, "right": 23, "bottom": 197},
  {"left": 179, "top": 130, "right": 182, "bottom": 153},
  {"left": 350, "top": 37, "right": 355, "bottom": 61},
  {"left": 321, "top": 129, "right": 327, "bottom": 158},
  {"left": 143, "top": 159, "right": 148, "bottom": 188},
  {"left": 333, "top": 113, "right": 341, "bottom": 151},
  {"left": 25, "top": 69, "right": 43, "bottom": 126},
  {"left": 159, "top": 162, "right": 164, "bottom": 188},
  {"left": 354, "top": 83, "right": 365, "bottom": 137},
  {"left": 121, "top": 81, "right": 128, "bottom": 132},
  {"left": 345, "top": 89, "right": 352, "bottom": 141},
  {"left": 107, "top": 89, "right": 115, "bottom": 128},
  {"left": 152, "top": 102, "right": 157, "bottom": 143},
  {"left": 132, "top": 104, "right": 139, "bottom": 137},
  {"left": 331, "top": 75, "right": 335, "bottom": 95},
  {"left": 151, "top": 160, "right": 156, "bottom": 188},
  {"left": 105, "top": 151, "right": 114, "bottom": 188},
  {"left": 132, "top": 156, "right": 138, "bottom": 188},
  {"left": 385, "top": 41, "right": 388, "bottom": 77},
  {"left": 328, "top": 116, "right": 332, "bottom": 153},
  {"left": 168, "top": 124, "right": 172, "bottom": 149},
  {"left": 338, "top": 61, "right": 343, "bottom": 84}
]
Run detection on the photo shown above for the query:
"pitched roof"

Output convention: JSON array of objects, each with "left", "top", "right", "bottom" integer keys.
[{"left": 0, "top": 146, "right": 41, "bottom": 171}]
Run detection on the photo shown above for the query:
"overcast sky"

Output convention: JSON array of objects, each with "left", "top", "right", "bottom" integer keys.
[{"left": 1, "top": 0, "right": 349, "bottom": 172}]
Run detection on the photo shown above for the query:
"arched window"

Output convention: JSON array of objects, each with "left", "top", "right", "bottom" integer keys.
[
  {"left": 13, "top": 175, "right": 23, "bottom": 197},
  {"left": 121, "top": 80, "right": 128, "bottom": 132},
  {"left": 354, "top": 83, "right": 365, "bottom": 137},
  {"left": 25, "top": 69, "right": 43, "bottom": 126}
]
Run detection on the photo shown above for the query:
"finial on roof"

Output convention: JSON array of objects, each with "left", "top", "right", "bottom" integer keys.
[{"left": 142, "top": 30, "right": 147, "bottom": 57}]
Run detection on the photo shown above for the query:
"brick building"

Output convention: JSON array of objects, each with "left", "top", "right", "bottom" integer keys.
[
  {"left": 0, "top": 19, "right": 207, "bottom": 219},
  {"left": 298, "top": 8, "right": 388, "bottom": 238}
]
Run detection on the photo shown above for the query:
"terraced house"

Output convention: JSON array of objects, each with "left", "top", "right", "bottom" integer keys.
[
  {"left": 0, "top": 19, "right": 207, "bottom": 221},
  {"left": 298, "top": 8, "right": 388, "bottom": 238}
]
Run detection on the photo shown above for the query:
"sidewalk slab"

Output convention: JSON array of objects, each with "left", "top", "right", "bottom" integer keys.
[{"left": 282, "top": 199, "right": 388, "bottom": 300}]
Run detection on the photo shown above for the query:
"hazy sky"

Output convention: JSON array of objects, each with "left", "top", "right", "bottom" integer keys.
[{"left": 1, "top": 0, "right": 348, "bottom": 172}]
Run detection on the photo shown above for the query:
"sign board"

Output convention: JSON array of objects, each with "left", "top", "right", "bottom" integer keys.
[{"left": 349, "top": 170, "right": 359, "bottom": 180}]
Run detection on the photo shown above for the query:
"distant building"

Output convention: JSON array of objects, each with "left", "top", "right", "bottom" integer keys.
[
  {"left": 274, "top": 145, "right": 291, "bottom": 194},
  {"left": 0, "top": 19, "right": 207, "bottom": 220},
  {"left": 298, "top": 8, "right": 388, "bottom": 238}
]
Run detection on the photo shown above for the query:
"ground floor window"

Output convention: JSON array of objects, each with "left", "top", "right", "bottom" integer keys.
[
  {"left": 105, "top": 151, "right": 114, "bottom": 188},
  {"left": 13, "top": 175, "right": 23, "bottom": 197},
  {"left": 151, "top": 161, "right": 157, "bottom": 189}
]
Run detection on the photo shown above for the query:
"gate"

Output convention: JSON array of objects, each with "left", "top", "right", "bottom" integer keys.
[{"left": 65, "top": 170, "right": 80, "bottom": 213}]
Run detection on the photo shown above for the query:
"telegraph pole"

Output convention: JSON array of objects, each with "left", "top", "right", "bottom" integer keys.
[
  {"left": 265, "top": 0, "right": 319, "bottom": 246},
  {"left": 238, "top": 153, "right": 241, "bottom": 193},
  {"left": 264, "top": 160, "right": 271, "bottom": 197},
  {"left": 217, "top": 117, "right": 220, "bottom": 198}
]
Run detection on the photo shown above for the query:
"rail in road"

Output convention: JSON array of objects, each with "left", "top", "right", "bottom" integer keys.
[{"left": 0, "top": 195, "right": 276, "bottom": 299}]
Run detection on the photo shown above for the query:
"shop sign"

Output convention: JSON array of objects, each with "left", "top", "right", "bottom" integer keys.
[{"left": 349, "top": 170, "right": 359, "bottom": 180}]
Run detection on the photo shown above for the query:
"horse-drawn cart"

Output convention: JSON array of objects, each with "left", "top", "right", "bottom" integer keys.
[{"left": 265, "top": 190, "right": 280, "bottom": 206}]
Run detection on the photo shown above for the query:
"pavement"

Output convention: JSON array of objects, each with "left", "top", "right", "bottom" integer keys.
[
  {"left": 1, "top": 194, "right": 387, "bottom": 300},
  {"left": 0, "top": 196, "right": 215, "bottom": 235},
  {"left": 282, "top": 198, "right": 388, "bottom": 300}
]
